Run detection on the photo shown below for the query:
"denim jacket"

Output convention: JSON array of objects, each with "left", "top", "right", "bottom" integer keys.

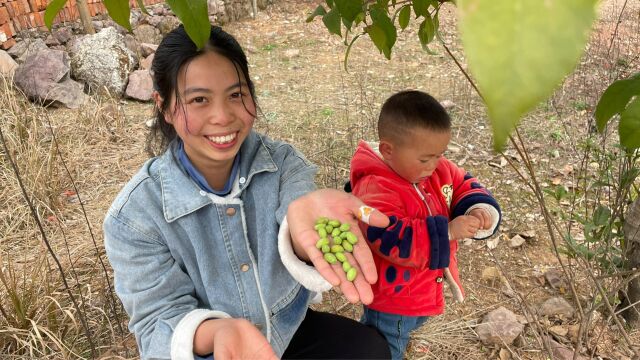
[{"left": 104, "top": 131, "right": 318, "bottom": 359}]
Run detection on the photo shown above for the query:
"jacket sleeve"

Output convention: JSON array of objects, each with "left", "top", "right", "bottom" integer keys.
[
  {"left": 353, "top": 177, "right": 451, "bottom": 271},
  {"left": 448, "top": 160, "right": 501, "bottom": 239},
  {"left": 104, "top": 212, "right": 230, "bottom": 360},
  {"left": 274, "top": 145, "right": 332, "bottom": 293}
]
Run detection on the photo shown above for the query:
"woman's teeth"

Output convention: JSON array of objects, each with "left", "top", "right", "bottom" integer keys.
[{"left": 207, "top": 133, "right": 236, "bottom": 144}]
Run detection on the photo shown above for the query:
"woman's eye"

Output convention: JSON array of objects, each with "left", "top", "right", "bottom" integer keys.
[
  {"left": 194, "top": 97, "right": 206, "bottom": 103},
  {"left": 230, "top": 92, "right": 243, "bottom": 99}
]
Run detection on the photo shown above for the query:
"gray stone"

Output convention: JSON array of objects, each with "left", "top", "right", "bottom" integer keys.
[
  {"left": 53, "top": 27, "right": 74, "bottom": 44},
  {"left": 123, "top": 34, "right": 142, "bottom": 59},
  {"left": 133, "top": 24, "right": 162, "bottom": 45},
  {"left": 544, "top": 269, "right": 567, "bottom": 291},
  {"left": 125, "top": 70, "right": 153, "bottom": 101},
  {"left": 539, "top": 297, "right": 575, "bottom": 319},
  {"left": 68, "top": 27, "right": 138, "bottom": 96},
  {"left": 157, "top": 16, "right": 181, "bottom": 35},
  {"left": 7, "top": 38, "right": 48, "bottom": 64},
  {"left": 45, "top": 34, "right": 61, "bottom": 46},
  {"left": 0, "top": 50, "right": 18, "bottom": 77},
  {"left": 476, "top": 307, "right": 524, "bottom": 345},
  {"left": 13, "top": 49, "right": 86, "bottom": 108},
  {"left": 140, "top": 53, "right": 154, "bottom": 70},
  {"left": 140, "top": 43, "right": 158, "bottom": 58},
  {"left": 146, "top": 15, "right": 164, "bottom": 27},
  {"left": 545, "top": 337, "right": 588, "bottom": 360},
  {"left": 92, "top": 20, "right": 104, "bottom": 31},
  {"left": 508, "top": 234, "right": 526, "bottom": 248}
]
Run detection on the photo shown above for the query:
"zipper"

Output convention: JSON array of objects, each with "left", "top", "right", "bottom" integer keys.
[{"left": 413, "top": 183, "right": 433, "bottom": 216}]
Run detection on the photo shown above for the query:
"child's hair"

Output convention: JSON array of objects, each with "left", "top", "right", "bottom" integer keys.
[
  {"left": 378, "top": 90, "right": 451, "bottom": 144},
  {"left": 147, "top": 25, "right": 257, "bottom": 154}
]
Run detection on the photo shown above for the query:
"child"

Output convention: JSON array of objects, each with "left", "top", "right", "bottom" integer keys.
[{"left": 349, "top": 90, "right": 501, "bottom": 359}]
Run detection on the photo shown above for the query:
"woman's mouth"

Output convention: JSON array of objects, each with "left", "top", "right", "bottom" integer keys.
[{"left": 205, "top": 132, "right": 238, "bottom": 148}]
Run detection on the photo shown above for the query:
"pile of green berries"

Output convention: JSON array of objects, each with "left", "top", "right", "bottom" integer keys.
[{"left": 314, "top": 217, "right": 359, "bottom": 282}]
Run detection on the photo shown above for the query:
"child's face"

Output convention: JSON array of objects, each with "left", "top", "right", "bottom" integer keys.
[
  {"left": 383, "top": 127, "right": 451, "bottom": 184},
  {"left": 162, "top": 51, "right": 256, "bottom": 173}
]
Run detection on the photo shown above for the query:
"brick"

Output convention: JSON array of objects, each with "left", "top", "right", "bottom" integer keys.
[
  {"left": 68, "top": 5, "right": 77, "bottom": 18},
  {"left": 0, "top": 7, "right": 9, "bottom": 23},
  {"left": 33, "top": 11, "right": 42, "bottom": 26},
  {"left": 27, "top": 0, "right": 36, "bottom": 12},
  {"left": 0, "top": 22, "right": 12, "bottom": 38},
  {"left": 5, "top": 3, "right": 16, "bottom": 18},
  {"left": 20, "top": 0, "right": 30, "bottom": 12},
  {"left": 1, "top": 37, "right": 16, "bottom": 49}
]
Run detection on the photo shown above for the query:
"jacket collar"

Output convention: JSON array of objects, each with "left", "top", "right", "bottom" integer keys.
[{"left": 159, "top": 131, "right": 278, "bottom": 222}]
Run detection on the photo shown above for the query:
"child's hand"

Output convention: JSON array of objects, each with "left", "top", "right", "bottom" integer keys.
[
  {"left": 468, "top": 208, "right": 492, "bottom": 230},
  {"left": 448, "top": 215, "right": 480, "bottom": 240}
]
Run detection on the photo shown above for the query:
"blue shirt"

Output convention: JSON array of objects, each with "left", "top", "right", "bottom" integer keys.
[{"left": 176, "top": 140, "right": 240, "bottom": 195}]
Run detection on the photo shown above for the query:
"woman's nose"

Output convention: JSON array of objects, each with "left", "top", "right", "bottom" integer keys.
[{"left": 208, "top": 103, "right": 233, "bottom": 125}]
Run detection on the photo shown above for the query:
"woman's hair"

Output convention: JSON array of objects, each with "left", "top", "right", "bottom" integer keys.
[
  {"left": 378, "top": 90, "right": 451, "bottom": 145},
  {"left": 146, "top": 25, "right": 256, "bottom": 155}
]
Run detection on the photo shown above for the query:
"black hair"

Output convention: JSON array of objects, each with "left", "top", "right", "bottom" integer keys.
[
  {"left": 378, "top": 90, "right": 451, "bottom": 144},
  {"left": 146, "top": 25, "right": 256, "bottom": 155}
]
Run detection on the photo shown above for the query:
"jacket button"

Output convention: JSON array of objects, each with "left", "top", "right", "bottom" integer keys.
[
  {"left": 240, "top": 264, "right": 250, "bottom": 272},
  {"left": 436, "top": 276, "right": 443, "bottom": 283},
  {"left": 226, "top": 207, "right": 236, "bottom": 216}
]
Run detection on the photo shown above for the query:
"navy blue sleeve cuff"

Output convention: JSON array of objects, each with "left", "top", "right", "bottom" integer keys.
[
  {"left": 427, "top": 215, "right": 450, "bottom": 270},
  {"left": 451, "top": 193, "right": 501, "bottom": 219}
]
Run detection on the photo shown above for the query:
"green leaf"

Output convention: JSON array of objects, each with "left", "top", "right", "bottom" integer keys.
[
  {"left": 326, "top": 0, "right": 335, "bottom": 9},
  {"left": 418, "top": 15, "right": 435, "bottom": 46},
  {"left": 458, "top": 0, "right": 598, "bottom": 151},
  {"left": 323, "top": 8, "right": 342, "bottom": 37},
  {"left": 366, "top": 24, "right": 387, "bottom": 57},
  {"left": 166, "top": 0, "right": 210, "bottom": 50},
  {"left": 413, "top": 0, "right": 429, "bottom": 17},
  {"left": 593, "top": 205, "right": 611, "bottom": 226},
  {"left": 619, "top": 97, "right": 640, "bottom": 150},
  {"left": 44, "top": 0, "right": 68, "bottom": 30},
  {"left": 595, "top": 73, "right": 640, "bottom": 132},
  {"left": 370, "top": 7, "right": 396, "bottom": 59},
  {"left": 136, "top": 0, "right": 150, "bottom": 15},
  {"left": 307, "top": 5, "right": 328, "bottom": 22},
  {"left": 335, "top": 0, "right": 362, "bottom": 24},
  {"left": 103, "top": 0, "right": 132, "bottom": 31},
  {"left": 398, "top": 6, "right": 411, "bottom": 30}
]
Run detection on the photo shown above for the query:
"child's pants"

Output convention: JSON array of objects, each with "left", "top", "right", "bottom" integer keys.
[{"left": 361, "top": 307, "right": 429, "bottom": 360}]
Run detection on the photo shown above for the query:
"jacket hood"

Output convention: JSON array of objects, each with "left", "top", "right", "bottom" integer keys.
[{"left": 351, "top": 140, "right": 406, "bottom": 187}]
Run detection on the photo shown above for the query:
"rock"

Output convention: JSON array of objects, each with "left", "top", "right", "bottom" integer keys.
[
  {"left": 13, "top": 49, "right": 86, "bottom": 108},
  {"left": 140, "top": 53, "right": 155, "bottom": 70},
  {"left": 539, "top": 297, "right": 575, "bottom": 319},
  {"left": 53, "top": 27, "right": 74, "bottom": 44},
  {"left": 508, "top": 234, "right": 526, "bottom": 248},
  {"left": 146, "top": 15, "right": 164, "bottom": 27},
  {"left": 92, "top": 20, "right": 104, "bottom": 31},
  {"left": 44, "top": 34, "right": 61, "bottom": 46},
  {"left": 482, "top": 266, "right": 504, "bottom": 284},
  {"left": 68, "top": 27, "right": 138, "bottom": 96},
  {"left": 548, "top": 325, "right": 568, "bottom": 337},
  {"left": 0, "top": 50, "right": 18, "bottom": 76},
  {"left": 441, "top": 99, "right": 456, "bottom": 109},
  {"left": 125, "top": 70, "right": 153, "bottom": 101},
  {"left": 476, "top": 307, "right": 524, "bottom": 345},
  {"left": 123, "top": 34, "right": 142, "bottom": 58},
  {"left": 498, "top": 348, "right": 511, "bottom": 360},
  {"left": 544, "top": 269, "right": 567, "bottom": 292},
  {"left": 157, "top": 16, "right": 181, "bottom": 35},
  {"left": 140, "top": 43, "right": 158, "bottom": 58},
  {"left": 545, "top": 336, "right": 588, "bottom": 360},
  {"left": 145, "top": 118, "right": 156, "bottom": 128},
  {"left": 567, "top": 324, "right": 580, "bottom": 343},
  {"left": 133, "top": 24, "right": 162, "bottom": 45},
  {"left": 486, "top": 235, "right": 500, "bottom": 249},
  {"left": 518, "top": 230, "right": 536, "bottom": 239},
  {"left": 7, "top": 38, "right": 48, "bottom": 63}
]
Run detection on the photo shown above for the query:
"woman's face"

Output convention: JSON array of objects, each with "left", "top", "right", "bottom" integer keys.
[{"left": 162, "top": 51, "right": 256, "bottom": 173}]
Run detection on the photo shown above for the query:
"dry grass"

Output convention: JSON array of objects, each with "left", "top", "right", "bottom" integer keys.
[{"left": 0, "top": 0, "right": 639, "bottom": 358}]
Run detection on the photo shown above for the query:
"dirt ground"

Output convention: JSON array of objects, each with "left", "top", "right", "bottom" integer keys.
[{"left": 1, "top": 0, "right": 640, "bottom": 358}]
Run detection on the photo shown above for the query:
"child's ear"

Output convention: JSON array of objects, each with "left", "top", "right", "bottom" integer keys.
[{"left": 379, "top": 140, "right": 394, "bottom": 161}]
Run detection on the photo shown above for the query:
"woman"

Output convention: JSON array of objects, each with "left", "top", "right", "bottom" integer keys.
[{"left": 103, "top": 25, "right": 391, "bottom": 359}]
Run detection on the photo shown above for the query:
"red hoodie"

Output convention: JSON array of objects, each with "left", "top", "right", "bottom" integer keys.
[{"left": 350, "top": 141, "right": 500, "bottom": 316}]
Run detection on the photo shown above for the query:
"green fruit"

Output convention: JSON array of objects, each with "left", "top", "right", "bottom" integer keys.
[
  {"left": 339, "top": 223, "right": 350, "bottom": 232},
  {"left": 328, "top": 220, "right": 341, "bottom": 228},
  {"left": 346, "top": 267, "right": 357, "bottom": 281},
  {"left": 315, "top": 238, "right": 329, "bottom": 249},
  {"left": 324, "top": 253, "right": 337, "bottom": 264},
  {"left": 335, "top": 252, "right": 346, "bottom": 263},
  {"left": 331, "top": 245, "right": 345, "bottom": 253},
  {"left": 331, "top": 228, "right": 342, "bottom": 238},
  {"left": 334, "top": 237, "right": 343, "bottom": 245},
  {"left": 342, "top": 261, "right": 351, "bottom": 272},
  {"left": 325, "top": 225, "right": 334, "bottom": 233},
  {"left": 342, "top": 241, "right": 353, "bottom": 252},
  {"left": 345, "top": 232, "right": 358, "bottom": 245},
  {"left": 316, "top": 217, "right": 329, "bottom": 225},
  {"left": 317, "top": 228, "right": 327, "bottom": 238},
  {"left": 321, "top": 244, "right": 331, "bottom": 253}
]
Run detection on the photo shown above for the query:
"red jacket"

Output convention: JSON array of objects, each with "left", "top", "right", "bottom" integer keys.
[{"left": 350, "top": 141, "right": 500, "bottom": 316}]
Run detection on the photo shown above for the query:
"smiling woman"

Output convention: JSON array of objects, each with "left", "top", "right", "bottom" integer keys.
[{"left": 103, "top": 25, "right": 392, "bottom": 360}]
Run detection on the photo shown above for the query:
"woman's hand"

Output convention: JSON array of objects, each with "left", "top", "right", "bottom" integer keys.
[
  {"left": 287, "top": 189, "right": 389, "bottom": 305},
  {"left": 194, "top": 318, "right": 277, "bottom": 360}
]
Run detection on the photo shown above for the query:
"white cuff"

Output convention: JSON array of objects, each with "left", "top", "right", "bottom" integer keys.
[
  {"left": 170, "top": 309, "right": 232, "bottom": 360},
  {"left": 278, "top": 216, "right": 332, "bottom": 292},
  {"left": 466, "top": 203, "right": 500, "bottom": 239}
]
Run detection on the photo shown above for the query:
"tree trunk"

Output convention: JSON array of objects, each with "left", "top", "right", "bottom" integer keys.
[
  {"left": 76, "top": 0, "right": 95, "bottom": 34},
  {"left": 621, "top": 198, "right": 640, "bottom": 327}
]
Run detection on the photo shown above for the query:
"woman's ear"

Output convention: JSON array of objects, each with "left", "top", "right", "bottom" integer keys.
[
  {"left": 379, "top": 140, "right": 394, "bottom": 161},
  {"left": 152, "top": 91, "right": 173, "bottom": 124}
]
